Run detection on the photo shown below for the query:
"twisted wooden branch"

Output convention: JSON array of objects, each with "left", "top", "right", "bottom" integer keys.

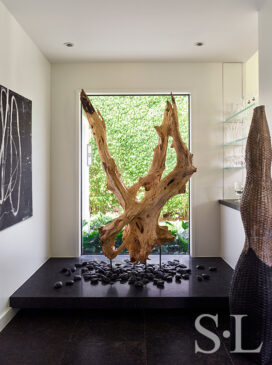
[{"left": 81, "top": 90, "right": 196, "bottom": 263}]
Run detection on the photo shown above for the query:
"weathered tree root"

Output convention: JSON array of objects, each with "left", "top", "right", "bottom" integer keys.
[{"left": 81, "top": 90, "right": 196, "bottom": 263}]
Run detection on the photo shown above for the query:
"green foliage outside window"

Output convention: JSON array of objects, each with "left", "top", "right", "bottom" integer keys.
[{"left": 87, "top": 94, "right": 189, "bottom": 220}]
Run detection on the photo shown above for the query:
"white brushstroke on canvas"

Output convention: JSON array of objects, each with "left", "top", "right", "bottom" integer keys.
[{"left": 0, "top": 87, "right": 22, "bottom": 221}]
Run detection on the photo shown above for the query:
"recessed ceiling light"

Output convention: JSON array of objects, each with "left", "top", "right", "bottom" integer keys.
[
  {"left": 64, "top": 42, "right": 74, "bottom": 48},
  {"left": 195, "top": 42, "right": 204, "bottom": 47}
]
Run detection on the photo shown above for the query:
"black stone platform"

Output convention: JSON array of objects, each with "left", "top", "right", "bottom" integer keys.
[{"left": 10, "top": 255, "right": 233, "bottom": 309}]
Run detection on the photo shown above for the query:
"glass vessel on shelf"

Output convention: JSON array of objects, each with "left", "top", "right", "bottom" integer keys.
[
  {"left": 223, "top": 98, "right": 256, "bottom": 170},
  {"left": 224, "top": 145, "right": 245, "bottom": 169},
  {"left": 234, "top": 182, "right": 244, "bottom": 201}
]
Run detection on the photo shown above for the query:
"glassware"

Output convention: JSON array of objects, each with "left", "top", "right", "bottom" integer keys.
[{"left": 234, "top": 182, "right": 244, "bottom": 201}]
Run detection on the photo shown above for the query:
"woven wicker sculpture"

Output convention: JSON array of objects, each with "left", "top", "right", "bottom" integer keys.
[
  {"left": 81, "top": 90, "right": 196, "bottom": 263},
  {"left": 230, "top": 105, "right": 272, "bottom": 364}
]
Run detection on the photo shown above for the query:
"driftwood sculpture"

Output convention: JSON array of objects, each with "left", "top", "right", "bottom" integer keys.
[
  {"left": 81, "top": 90, "right": 196, "bottom": 263},
  {"left": 230, "top": 105, "right": 272, "bottom": 364}
]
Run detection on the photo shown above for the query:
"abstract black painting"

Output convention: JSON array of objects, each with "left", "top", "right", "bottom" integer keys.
[{"left": 0, "top": 85, "right": 32, "bottom": 231}]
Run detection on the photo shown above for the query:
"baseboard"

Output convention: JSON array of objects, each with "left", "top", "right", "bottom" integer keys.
[{"left": 0, "top": 307, "right": 19, "bottom": 332}]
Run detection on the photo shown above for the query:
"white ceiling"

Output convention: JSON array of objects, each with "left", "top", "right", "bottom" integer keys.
[{"left": 2, "top": 0, "right": 259, "bottom": 63}]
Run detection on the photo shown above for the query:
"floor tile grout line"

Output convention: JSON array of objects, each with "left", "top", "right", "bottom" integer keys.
[
  {"left": 220, "top": 336, "right": 235, "bottom": 365},
  {"left": 213, "top": 317, "right": 235, "bottom": 365},
  {"left": 143, "top": 309, "right": 148, "bottom": 365}
]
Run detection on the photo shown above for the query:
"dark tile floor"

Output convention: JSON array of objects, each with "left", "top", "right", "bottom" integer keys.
[{"left": 0, "top": 309, "right": 256, "bottom": 365}]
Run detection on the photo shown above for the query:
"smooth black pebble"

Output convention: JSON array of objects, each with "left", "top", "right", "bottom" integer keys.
[
  {"left": 157, "top": 279, "right": 164, "bottom": 288},
  {"left": 65, "top": 270, "right": 71, "bottom": 276},
  {"left": 66, "top": 280, "right": 74, "bottom": 286},
  {"left": 74, "top": 275, "right": 82, "bottom": 281},
  {"left": 209, "top": 266, "right": 217, "bottom": 272},
  {"left": 54, "top": 281, "right": 63, "bottom": 289},
  {"left": 135, "top": 281, "right": 144, "bottom": 288}
]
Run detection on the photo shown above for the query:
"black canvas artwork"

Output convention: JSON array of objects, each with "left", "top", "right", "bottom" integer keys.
[{"left": 0, "top": 85, "right": 32, "bottom": 231}]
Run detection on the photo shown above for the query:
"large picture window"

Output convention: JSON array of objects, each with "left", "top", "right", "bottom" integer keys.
[{"left": 81, "top": 94, "right": 190, "bottom": 256}]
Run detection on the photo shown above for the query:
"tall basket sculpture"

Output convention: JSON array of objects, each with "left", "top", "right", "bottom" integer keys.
[{"left": 230, "top": 105, "right": 272, "bottom": 364}]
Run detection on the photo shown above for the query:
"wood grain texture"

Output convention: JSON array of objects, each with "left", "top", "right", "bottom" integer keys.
[{"left": 81, "top": 90, "right": 196, "bottom": 263}]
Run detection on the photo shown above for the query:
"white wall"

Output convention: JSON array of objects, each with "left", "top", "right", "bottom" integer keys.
[
  {"left": 220, "top": 205, "right": 244, "bottom": 269},
  {"left": 220, "top": 57, "right": 258, "bottom": 269},
  {"left": 259, "top": 0, "right": 272, "bottom": 125},
  {"left": 243, "top": 51, "right": 259, "bottom": 102},
  {"left": 219, "top": 1, "right": 270, "bottom": 270},
  {"left": 0, "top": 1, "right": 51, "bottom": 329},
  {"left": 223, "top": 63, "right": 246, "bottom": 199},
  {"left": 51, "top": 62, "right": 223, "bottom": 258}
]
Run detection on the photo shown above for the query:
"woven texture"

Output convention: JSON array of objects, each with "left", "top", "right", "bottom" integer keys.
[
  {"left": 230, "top": 249, "right": 272, "bottom": 364},
  {"left": 241, "top": 105, "right": 272, "bottom": 265},
  {"left": 230, "top": 105, "right": 272, "bottom": 364}
]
